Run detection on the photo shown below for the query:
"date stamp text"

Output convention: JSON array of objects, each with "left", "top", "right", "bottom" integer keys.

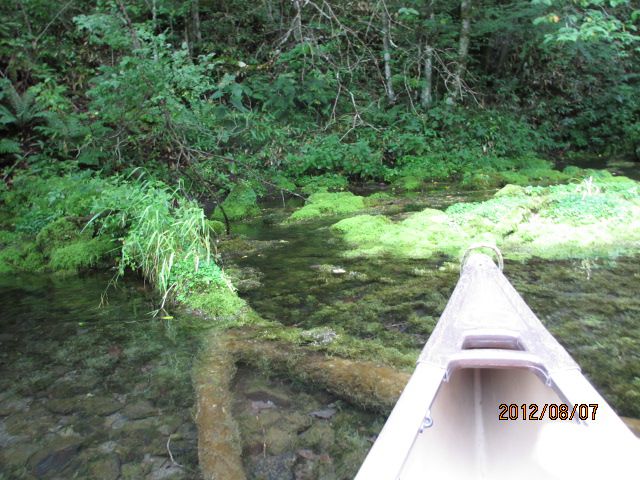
[{"left": 498, "top": 403, "right": 598, "bottom": 421}]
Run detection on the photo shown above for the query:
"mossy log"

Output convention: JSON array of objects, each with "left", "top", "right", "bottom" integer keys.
[
  {"left": 193, "top": 334, "right": 246, "bottom": 480},
  {"left": 224, "top": 329, "right": 410, "bottom": 412}
]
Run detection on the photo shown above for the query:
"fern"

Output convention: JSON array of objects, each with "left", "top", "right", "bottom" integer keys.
[
  {"left": 36, "top": 110, "right": 89, "bottom": 141},
  {"left": 0, "top": 80, "right": 45, "bottom": 128},
  {"left": 0, "top": 138, "right": 21, "bottom": 155},
  {"left": 0, "top": 105, "right": 17, "bottom": 127}
]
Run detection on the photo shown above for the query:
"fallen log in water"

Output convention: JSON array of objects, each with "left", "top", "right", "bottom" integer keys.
[
  {"left": 223, "top": 329, "right": 410, "bottom": 413},
  {"left": 193, "top": 334, "right": 247, "bottom": 480}
]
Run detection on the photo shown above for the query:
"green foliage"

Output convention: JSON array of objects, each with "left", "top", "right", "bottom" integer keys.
[
  {"left": 0, "top": 80, "right": 45, "bottom": 128},
  {"left": 91, "top": 177, "right": 214, "bottom": 299},
  {"left": 296, "top": 174, "right": 349, "bottom": 194},
  {"left": 186, "top": 287, "right": 248, "bottom": 319},
  {"left": 0, "top": 138, "right": 21, "bottom": 155},
  {"left": 3, "top": 173, "right": 106, "bottom": 234},
  {"left": 286, "top": 135, "right": 386, "bottom": 180}
]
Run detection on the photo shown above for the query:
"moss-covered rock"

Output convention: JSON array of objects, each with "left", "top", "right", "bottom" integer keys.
[
  {"left": 287, "top": 191, "right": 366, "bottom": 222},
  {"left": 332, "top": 176, "right": 640, "bottom": 261},
  {"left": 494, "top": 184, "right": 526, "bottom": 198},
  {"left": 185, "top": 286, "right": 251, "bottom": 323},
  {"left": 363, "top": 192, "right": 394, "bottom": 207},
  {"left": 213, "top": 182, "right": 260, "bottom": 221}
]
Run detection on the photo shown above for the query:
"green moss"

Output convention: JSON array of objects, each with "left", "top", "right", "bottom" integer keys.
[
  {"left": 288, "top": 191, "right": 366, "bottom": 221},
  {"left": 48, "top": 236, "right": 115, "bottom": 274},
  {"left": 185, "top": 286, "right": 252, "bottom": 323},
  {"left": 206, "top": 219, "right": 226, "bottom": 235},
  {"left": 35, "top": 217, "right": 90, "bottom": 254},
  {"left": 213, "top": 182, "right": 260, "bottom": 221},
  {"left": 494, "top": 184, "right": 526, "bottom": 197},
  {"left": 271, "top": 174, "right": 298, "bottom": 192},
  {"left": 363, "top": 192, "right": 393, "bottom": 207},
  {"left": 332, "top": 211, "right": 470, "bottom": 259},
  {"left": 332, "top": 176, "right": 640, "bottom": 261},
  {"left": 460, "top": 171, "right": 502, "bottom": 189},
  {"left": 0, "top": 241, "right": 46, "bottom": 273}
]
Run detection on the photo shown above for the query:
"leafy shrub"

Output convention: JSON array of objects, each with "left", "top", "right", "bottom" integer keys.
[
  {"left": 296, "top": 174, "right": 349, "bottom": 194},
  {"left": 286, "top": 135, "right": 386, "bottom": 179}
]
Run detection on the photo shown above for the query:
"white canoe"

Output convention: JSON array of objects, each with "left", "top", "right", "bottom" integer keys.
[{"left": 356, "top": 251, "right": 639, "bottom": 480}]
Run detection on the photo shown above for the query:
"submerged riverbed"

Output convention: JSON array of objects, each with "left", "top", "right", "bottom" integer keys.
[{"left": 0, "top": 274, "right": 202, "bottom": 479}]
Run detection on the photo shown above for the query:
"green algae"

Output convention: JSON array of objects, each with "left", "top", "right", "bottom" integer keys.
[
  {"left": 332, "top": 175, "right": 640, "bottom": 261},
  {"left": 287, "top": 191, "right": 366, "bottom": 222},
  {"left": 213, "top": 182, "right": 260, "bottom": 222}
]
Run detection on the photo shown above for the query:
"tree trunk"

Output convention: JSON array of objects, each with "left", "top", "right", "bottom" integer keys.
[
  {"left": 116, "top": 0, "right": 141, "bottom": 51},
  {"left": 292, "top": 0, "right": 303, "bottom": 43},
  {"left": 382, "top": 8, "right": 396, "bottom": 104},
  {"left": 192, "top": 0, "right": 202, "bottom": 45},
  {"left": 451, "top": 0, "right": 471, "bottom": 102},
  {"left": 420, "top": 14, "right": 435, "bottom": 109}
]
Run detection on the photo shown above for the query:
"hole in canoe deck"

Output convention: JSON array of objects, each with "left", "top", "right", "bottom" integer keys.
[{"left": 462, "top": 335, "right": 524, "bottom": 351}]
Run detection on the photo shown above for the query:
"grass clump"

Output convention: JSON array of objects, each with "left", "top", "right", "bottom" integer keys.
[
  {"left": 332, "top": 175, "right": 640, "bottom": 261},
  {"left": 2, "top": 172, "right": 245, "bottom": 320},
  {"left": 288, "top": 191, "right": 366, "bottom": 222}
]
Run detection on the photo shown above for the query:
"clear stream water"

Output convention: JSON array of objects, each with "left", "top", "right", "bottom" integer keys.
[{"left": 1, "top": 184, "right": 639, "bottom": 479}]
